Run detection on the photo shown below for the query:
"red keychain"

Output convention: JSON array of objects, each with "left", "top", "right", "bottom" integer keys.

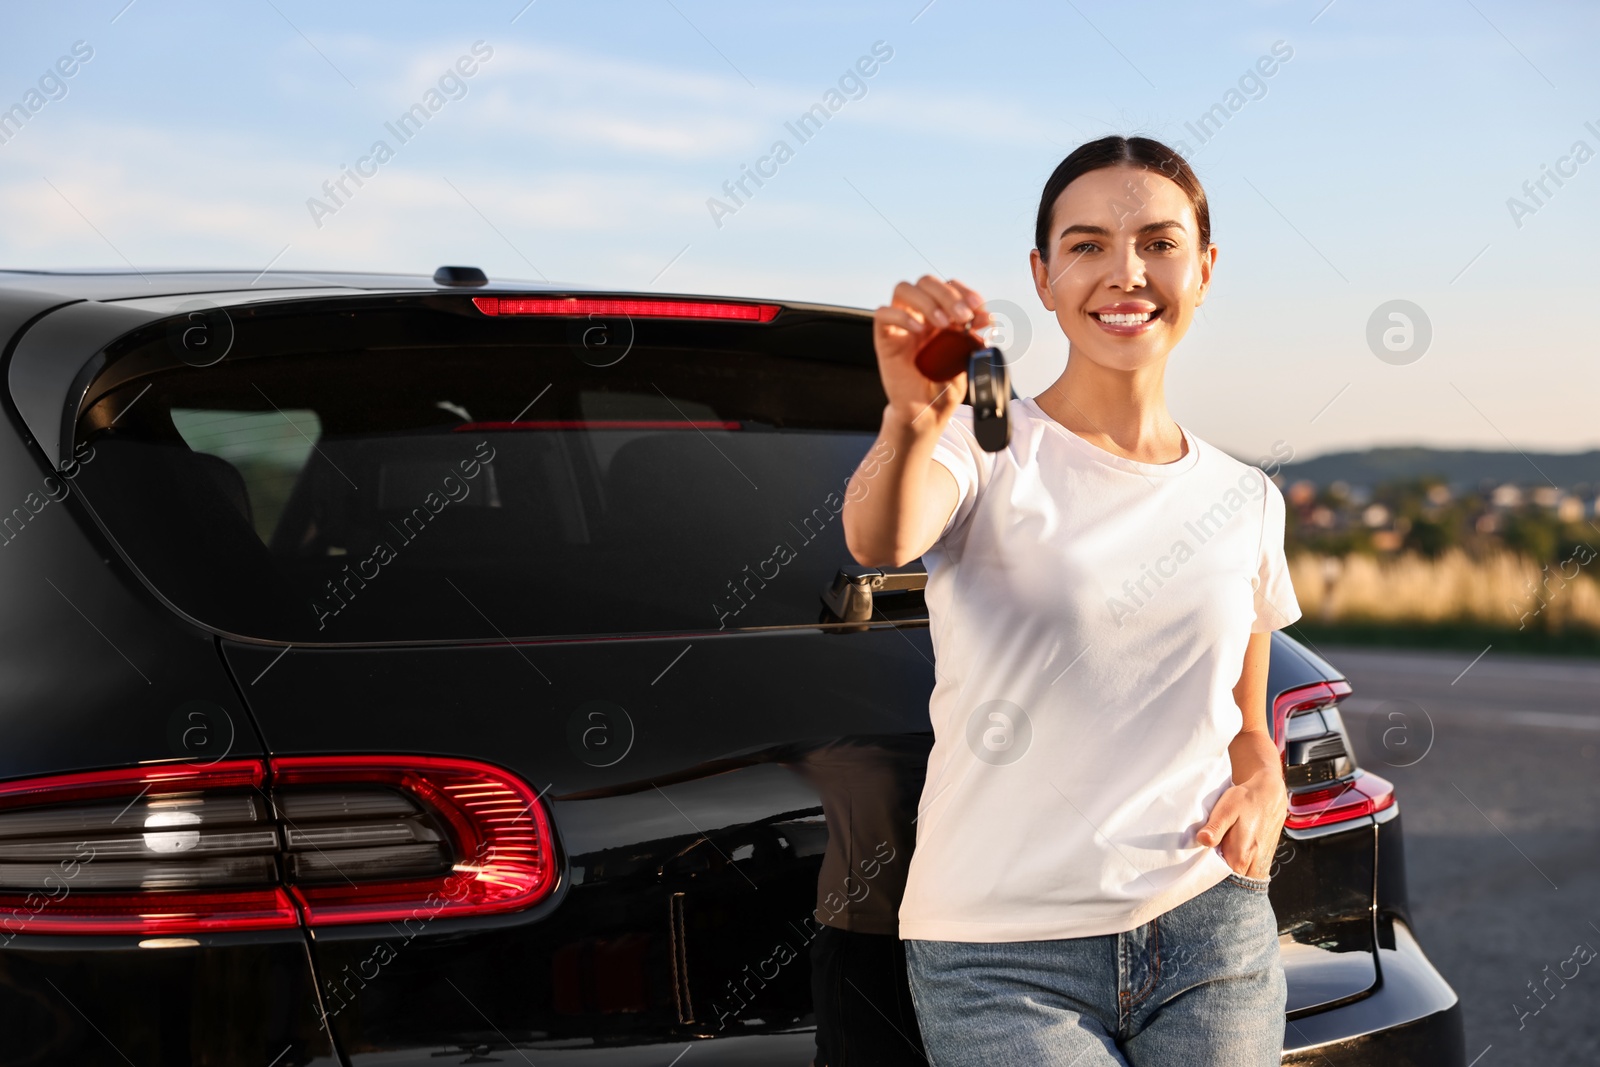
[
  {"left": 913, "top": 323, "right": 986, "bottom": 381},
  {"left": 909, "top": 314, "right": 1012, "bottom": 452}
]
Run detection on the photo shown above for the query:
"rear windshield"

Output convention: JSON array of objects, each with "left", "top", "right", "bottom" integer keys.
[{"left": 68, "top": 296, "right": 897, "bottom": 643}]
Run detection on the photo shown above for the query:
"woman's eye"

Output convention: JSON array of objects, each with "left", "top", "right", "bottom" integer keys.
[
  {"left": 1148, "top": 239, "right": 1178, "bottom": 252},
  {"left": 1068, "top": 242, "right": 1099, "bottom": 254}
]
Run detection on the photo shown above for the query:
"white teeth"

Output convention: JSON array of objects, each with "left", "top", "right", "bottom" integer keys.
[{"left": 1096, "top": 311, "right": 1153, "bottom": 325}]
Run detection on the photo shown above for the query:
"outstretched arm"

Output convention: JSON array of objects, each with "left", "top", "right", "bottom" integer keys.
[{"left": 842, "top": 275, "right": 989, "bottom": 568}]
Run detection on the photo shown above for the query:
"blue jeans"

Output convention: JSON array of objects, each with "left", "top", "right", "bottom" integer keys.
[{"left": 903, "top": 872, "right": 1286, "bottom": 1066}]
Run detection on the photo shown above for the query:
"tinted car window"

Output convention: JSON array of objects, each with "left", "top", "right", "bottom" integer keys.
[{"left": 68, "top": 297, "right": 891, "bottom": 643}]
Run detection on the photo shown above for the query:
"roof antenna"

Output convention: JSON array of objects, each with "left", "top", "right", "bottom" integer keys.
[{"left": 434, "top": 266, "right": 488, "bottom": 287}]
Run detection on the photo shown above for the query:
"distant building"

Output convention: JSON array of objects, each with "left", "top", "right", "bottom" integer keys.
[
  {"left": 1362, "top": 504, "right": 1390, "bottom": 528},
  {"left": 1491, "top": 483, "right": 1523, "bottom": 508},
  {"left": 1558, "top": 495, "right": 1586, "bottom": 523},
  {"left": 1532, "top": 486, "right": 1562, "bottom": 508}
]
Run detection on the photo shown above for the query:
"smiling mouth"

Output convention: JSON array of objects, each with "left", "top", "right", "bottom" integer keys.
[{"left": 1092, "top": 308, "right": 1162, "bottom": 325}]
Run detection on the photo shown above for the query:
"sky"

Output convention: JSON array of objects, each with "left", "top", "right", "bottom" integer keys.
[{"left": 2, "top": 0, "right": 1597, "bottom": 463}]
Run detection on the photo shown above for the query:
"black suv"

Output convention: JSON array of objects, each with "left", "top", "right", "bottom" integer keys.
[{"left": 0, "top": 269, "right": 1463, "bottom": 1065}]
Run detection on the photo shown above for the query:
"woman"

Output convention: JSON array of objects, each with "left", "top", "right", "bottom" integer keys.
[{"left": 840, "top": 135, "right": 1302, "bottom": 1065}]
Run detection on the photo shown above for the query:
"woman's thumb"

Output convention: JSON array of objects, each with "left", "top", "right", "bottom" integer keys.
[{"left": 1197, "top": 806, "right": 1233, "bottom": 847}]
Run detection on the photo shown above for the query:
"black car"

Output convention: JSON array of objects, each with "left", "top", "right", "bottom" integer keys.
[{"left": 0, "top": 268, "right": 1463, "bottom": 1065}]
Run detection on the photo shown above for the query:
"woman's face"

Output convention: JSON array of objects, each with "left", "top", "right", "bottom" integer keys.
[{"left": 1029, "top": 165, "right": 1216, "bottom": 374}]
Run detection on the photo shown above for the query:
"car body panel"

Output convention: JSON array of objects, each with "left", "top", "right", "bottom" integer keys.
[
  {"left": 221, "top": 630, "right": 931, "bottom": 1053},
  {"left": 0, "top": 932, "right": 341, "bottom": 1067},
  {"left": 1284, "top": 920, "right": 1463, "bottom": 1064},
  {"left": 0, "top": 346, "right": 265, "bottom": 781}
]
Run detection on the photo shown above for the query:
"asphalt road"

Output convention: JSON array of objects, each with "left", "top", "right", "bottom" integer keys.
[{"left": 1312, "top": 642, "right": 1600, "bottom": 1067}]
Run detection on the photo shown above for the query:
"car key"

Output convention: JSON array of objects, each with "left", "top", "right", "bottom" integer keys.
[{"left": 912, "top": 323, "right": 1011, "bottom": 452}]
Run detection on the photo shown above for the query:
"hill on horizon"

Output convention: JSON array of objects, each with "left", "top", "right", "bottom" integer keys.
[{"left": 1263, "top": 446, "right": 1600, "bottom": 492}]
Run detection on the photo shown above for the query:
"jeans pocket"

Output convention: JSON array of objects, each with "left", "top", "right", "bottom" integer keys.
[{"left": 1225, "top": 870, "right": 1272, "bottom": 892}]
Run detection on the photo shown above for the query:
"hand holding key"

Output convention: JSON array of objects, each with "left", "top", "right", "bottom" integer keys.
[{"left": 872, "top": 275, "right": 993, "bottom": 434}]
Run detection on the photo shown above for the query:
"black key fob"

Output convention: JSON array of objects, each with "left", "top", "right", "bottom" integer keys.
[{"left": 967, "top": 346, "right": 1010, "bottom": 452}]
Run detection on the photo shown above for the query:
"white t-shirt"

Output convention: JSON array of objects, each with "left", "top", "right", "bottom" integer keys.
[{"left": 897, "top": 396, "right": 1302, "bottom": 942}]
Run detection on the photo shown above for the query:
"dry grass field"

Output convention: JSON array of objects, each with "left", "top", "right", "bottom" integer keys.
[{"left": 1288, "top": 548, "right": 1600, "bottom": 636}]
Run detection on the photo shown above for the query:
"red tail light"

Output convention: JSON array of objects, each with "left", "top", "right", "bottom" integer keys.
[
  {"left": 1, "top": 889, "right": 301, "bottom": 936},
  {"left": 470, "top": 296, "right": 781, "bottom": 322},
  {"left": 0, "top": 756, "right": 556, "bottom": 937},
  {"left": 1285, "top": 772, "right": 1396, "bottom": 830},
  {"left": 1272, "top": 678, "right": 1397, "bottom": 830},
  {"left": 272, "top": 756, "right": 555, "bottom": 925},
  {"left": 0, "top": 760, "right": 297, "bottom": 936},
  {"left": 1271, "top": 679, "right": 1352, "bottom": 758}
]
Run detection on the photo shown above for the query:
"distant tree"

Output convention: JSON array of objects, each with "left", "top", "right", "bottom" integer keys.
[
  {"left": 1555, "top": 527, "right": 1600, "bottom": 570},
  {"left": 1403, "top": 517, "right": 1455, "bottom": 558},
  {"left": 1501, "top": 511, "right": 1559, "bottom": 563}
]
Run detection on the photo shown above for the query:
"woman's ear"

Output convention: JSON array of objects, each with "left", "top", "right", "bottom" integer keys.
[
  {"left": 1196, "top": 243, "right": 1218, "bottom": 306},
  {"left": 1029, "top": 248, "right": 1056, "bottom": 311}
]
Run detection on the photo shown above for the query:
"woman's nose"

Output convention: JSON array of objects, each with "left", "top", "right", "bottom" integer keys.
[{"left": 1106, "top": 244, "right": 1147, "bottom": 290}]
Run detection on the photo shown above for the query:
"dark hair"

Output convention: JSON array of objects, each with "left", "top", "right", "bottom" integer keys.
[{"left": 1033, "top": 136, "right": 1211, "bottom": 262}]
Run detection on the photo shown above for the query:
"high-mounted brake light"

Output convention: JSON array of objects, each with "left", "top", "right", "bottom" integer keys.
[
  {"left": 451, "top": 420, "right": 742, "bottom": 433},
  {"left": 0, "top": 756, "right": 556, "bottom": 937},
  {"left": 471, "top": 296, "right": 781, "bottom": 322}
]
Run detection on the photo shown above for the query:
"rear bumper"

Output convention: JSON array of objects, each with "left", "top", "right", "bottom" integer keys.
[
  {"left": 1283, "top": 920, "right": 1464, "bottom": 1066},
  {"left": 0, "top": 918, "right": 1462, "bottom": 1067},
  {"left": 1285, "top": 1004, "right": 1465, "bottom": 1067}
]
